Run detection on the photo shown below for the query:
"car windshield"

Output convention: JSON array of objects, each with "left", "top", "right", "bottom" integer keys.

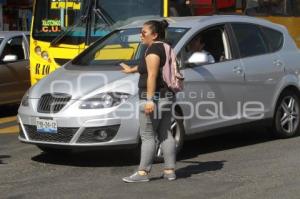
[
  {"left": 72, "top": 27, "right": 189, "bottom": 66},
  {"left": 0, "top": 38, "right": 3, "bottom": 45},
  {"left": 32, "top": 0, "right": 163, "bottom": 44}
]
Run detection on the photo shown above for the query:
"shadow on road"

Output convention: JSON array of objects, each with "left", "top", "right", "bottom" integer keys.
[
  {"left": 178, "top": 126, "right": 276, "bottom": 160},
  {"left": 176, "top": 160, "right": 226, "bottom": 179},
  {"left": 0, "top": 155, "right": 11, "bottom": 164},
  {"left": 30, "top": 127, "right": 281, "bottom": 169},
  {"left": 32, "top": 149, "right": 140, "bottom": 167},
  {"left": 150, "top": 160, "right": 226, "bottom": 181},
  {"left": 0, "top": 104, "right": 19, "bottom": 118}
]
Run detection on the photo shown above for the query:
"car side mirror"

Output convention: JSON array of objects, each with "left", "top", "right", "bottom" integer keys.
[
  {"left": 186, "top": 52, "right": 209, "bottom": 66},
  {"left": 3, "top": 54, "right": 18, "bottom": 62}
]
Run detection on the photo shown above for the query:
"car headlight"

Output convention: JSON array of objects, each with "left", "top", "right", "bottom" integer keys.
[
  {"left": 79, "top": 92, "right": 131, "bottom": 109},
  {"left": 21, "top": 91, "right": 29, "bottom": 106}
]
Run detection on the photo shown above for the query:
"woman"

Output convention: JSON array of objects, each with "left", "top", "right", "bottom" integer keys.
[{"left": 121, "top": 20, "right": 177, "bottom": 183}]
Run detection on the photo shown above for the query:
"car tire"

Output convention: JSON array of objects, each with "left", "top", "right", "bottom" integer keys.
[
  {"left": 273, "top": 90, "right": 300, "bottom": 138},
  {"left": 37, "top": 146, "right": 72, "bottom": 154},
  {"left": 154, "top": 112, "right": 185, "bottom": 162}
]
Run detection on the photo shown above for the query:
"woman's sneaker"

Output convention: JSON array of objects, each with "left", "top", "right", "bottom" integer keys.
[
  {"left": 163, "top": 172, "right": 176, "bottom": 181},
  {"left": 122, "top": 172, "right": 150, "bottom": 183}
]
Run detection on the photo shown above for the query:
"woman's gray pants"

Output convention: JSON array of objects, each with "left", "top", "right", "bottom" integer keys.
[{"left": 138, "top": 97, "right": 176, "bottom": 172}]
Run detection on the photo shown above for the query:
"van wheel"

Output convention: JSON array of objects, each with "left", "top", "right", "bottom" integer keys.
[
  {"left": 273, "top": 91, "right": 300, "bottom": 138},
  {"left": 154, "top": 113, "right": 185, "bottom": 162}
]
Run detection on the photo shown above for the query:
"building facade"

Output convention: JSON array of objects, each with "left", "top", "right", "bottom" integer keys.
[{"left": 0, "top": 0, "right": 33, "bottom": 31}]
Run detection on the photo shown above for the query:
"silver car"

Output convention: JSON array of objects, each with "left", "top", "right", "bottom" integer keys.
[
  {"left": 18, "top": 16, "right": 300, "bottom": 157},
  {"left": 0, "top": 31, "right": 30, "bottom": 105}
]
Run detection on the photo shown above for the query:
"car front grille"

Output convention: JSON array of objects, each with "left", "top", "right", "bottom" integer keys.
[
  {"left": 37, "top": 93, "right": 71, "bottom": 113},
  {"left": 77, "top": 125, "right": 120, "bottom": 143},
  {"left": 24, "top": 125, "right": 79, "bottom": 143}
]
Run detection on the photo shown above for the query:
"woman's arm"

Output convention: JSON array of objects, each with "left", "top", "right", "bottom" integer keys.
[
  {"left": 146, "top": 54, "right": 160, "bottom": 100},
  {"left": 120, "top": 63, "right": 138, "bottom": 73},
  {"left": 144, "top": 53, "right": 160, "bottom": 114}
]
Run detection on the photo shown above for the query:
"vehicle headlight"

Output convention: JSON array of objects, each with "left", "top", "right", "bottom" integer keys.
[
  {"left": 21, "top": 92, "right": 29, "bottom": 106},
  {"left": 35, "top": 46, "right": 41, "bottom": 55},
  {"left": 79, "top": 92, "right": 131, "bottom": 109},
  {"left": 41, "top": 51, "right": 49, "bottom": 60}
]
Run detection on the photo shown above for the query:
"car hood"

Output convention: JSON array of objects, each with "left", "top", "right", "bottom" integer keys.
[{"left": 29, "top": 64, "right": 139, "bottom": 99}]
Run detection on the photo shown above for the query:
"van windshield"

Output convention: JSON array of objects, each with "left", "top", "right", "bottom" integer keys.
[{"left": 72, "top": 27, "right": 188, "bottom": 66}]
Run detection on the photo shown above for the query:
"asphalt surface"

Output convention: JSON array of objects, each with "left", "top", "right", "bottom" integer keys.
[{"left": 1, "top": 105, "right": 300, "bottom": 199}]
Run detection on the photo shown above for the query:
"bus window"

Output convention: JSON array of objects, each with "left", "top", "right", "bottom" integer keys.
[
  {"left": 32, "top": 0, "right": 89, "bottom": 44},
  {"left": 269, "top": 0, "right": 293, "bottom": 15},
  {"left": 269, "top": 0, "right": 285, "bottom": 15},
  {"left": 292, "top": 0, "right": 300, "bottom": 15},
  {"left": 98, "top": 0, "right": 162, "bottom": 21},
  {"left": 245, "top": 0, "right": 270, "bottom": 15},
  {"left": 245, "top": 0, "right": 294, "bottom": 16},
  {"left": 169, "top": 0, "right": 192, "bottom": 16}
]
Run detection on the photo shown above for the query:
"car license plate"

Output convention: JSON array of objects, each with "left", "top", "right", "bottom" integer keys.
[{"left": 36, "top": 118, "right": 57, "bottom": 134}]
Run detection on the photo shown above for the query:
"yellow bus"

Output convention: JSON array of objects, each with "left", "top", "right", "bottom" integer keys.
[
  {"left": 30, "top": 0, "right": 300, "bottom": 85},
  {"left": 30, "top": 0, "right": 172, "bottom": 85}
]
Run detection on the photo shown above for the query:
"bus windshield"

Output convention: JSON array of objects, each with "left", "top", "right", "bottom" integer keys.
[
  {"left": 32, "top": 0, "right": 163, "bottom": 44},
  {"left": 33, "top": 0, "right": 89, "bottom": 42}
]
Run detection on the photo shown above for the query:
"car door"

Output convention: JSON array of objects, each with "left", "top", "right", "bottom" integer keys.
[
  {"left": 230, "top": 23, "right": 284, "bottom": 118},
  {"left": 0, "top": 35, "right": 30, "bottom": 104},
  {"left": 177, "top": 24, "right": 245, "bottom": 134}
]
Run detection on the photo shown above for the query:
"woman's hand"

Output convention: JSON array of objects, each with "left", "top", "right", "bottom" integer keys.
[
  {"left": 120, "top": 63, "right": 133, "bottom": 74},
  {"left": 144, "top": 101, "right": 155, "bottom": 115}
]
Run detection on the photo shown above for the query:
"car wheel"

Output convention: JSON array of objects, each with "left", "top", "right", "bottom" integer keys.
[
  {"left": 273, "top": 90, "right": 300, "bottom": 138},
  {"left": 37, "top": 146, "right": 72, "bottom": 154},
  {"left": 154, "top": 113, "right": 185, "bottom": 162}
]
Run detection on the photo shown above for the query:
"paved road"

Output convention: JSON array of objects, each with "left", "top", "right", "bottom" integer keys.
[
  {"left": 1, "top": 106, "right": 300, "bottom": 199},
  {"left": 0, "top": 105, "right": 19, "bottom": 134},
  {"left": 1, "top": 129, "right": 300, "bottom": 198}
]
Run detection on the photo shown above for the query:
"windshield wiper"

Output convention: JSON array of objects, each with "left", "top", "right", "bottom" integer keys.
[
  {"left": 50, "top": 15, "right": 88, "bottom": 47},
  {"left": 50, "top": 0, "right": 115, "bottom": 47},
  {"left": 93, "top": 7, "right": 114, "bottom": 27},
  {"left": 50, "top": 0, "right": 91, "bottom": 47}
]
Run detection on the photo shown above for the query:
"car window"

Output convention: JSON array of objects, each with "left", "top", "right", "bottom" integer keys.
[
  {"left": 1, "top": 36, "right": 27, "bottom": 61},
  {"left": 178, "top": 24, "right": 231, "bottom": 68},
  {"left": 260, "top": 26, "right": 283, "bottom": 52},
  {"left": 231, "top": 23, "right": 268, "bottom": 58}
]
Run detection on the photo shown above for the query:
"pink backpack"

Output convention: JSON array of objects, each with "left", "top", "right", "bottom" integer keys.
[{"left": 159, "top": 42, "right": 184, "bottom": 93}]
